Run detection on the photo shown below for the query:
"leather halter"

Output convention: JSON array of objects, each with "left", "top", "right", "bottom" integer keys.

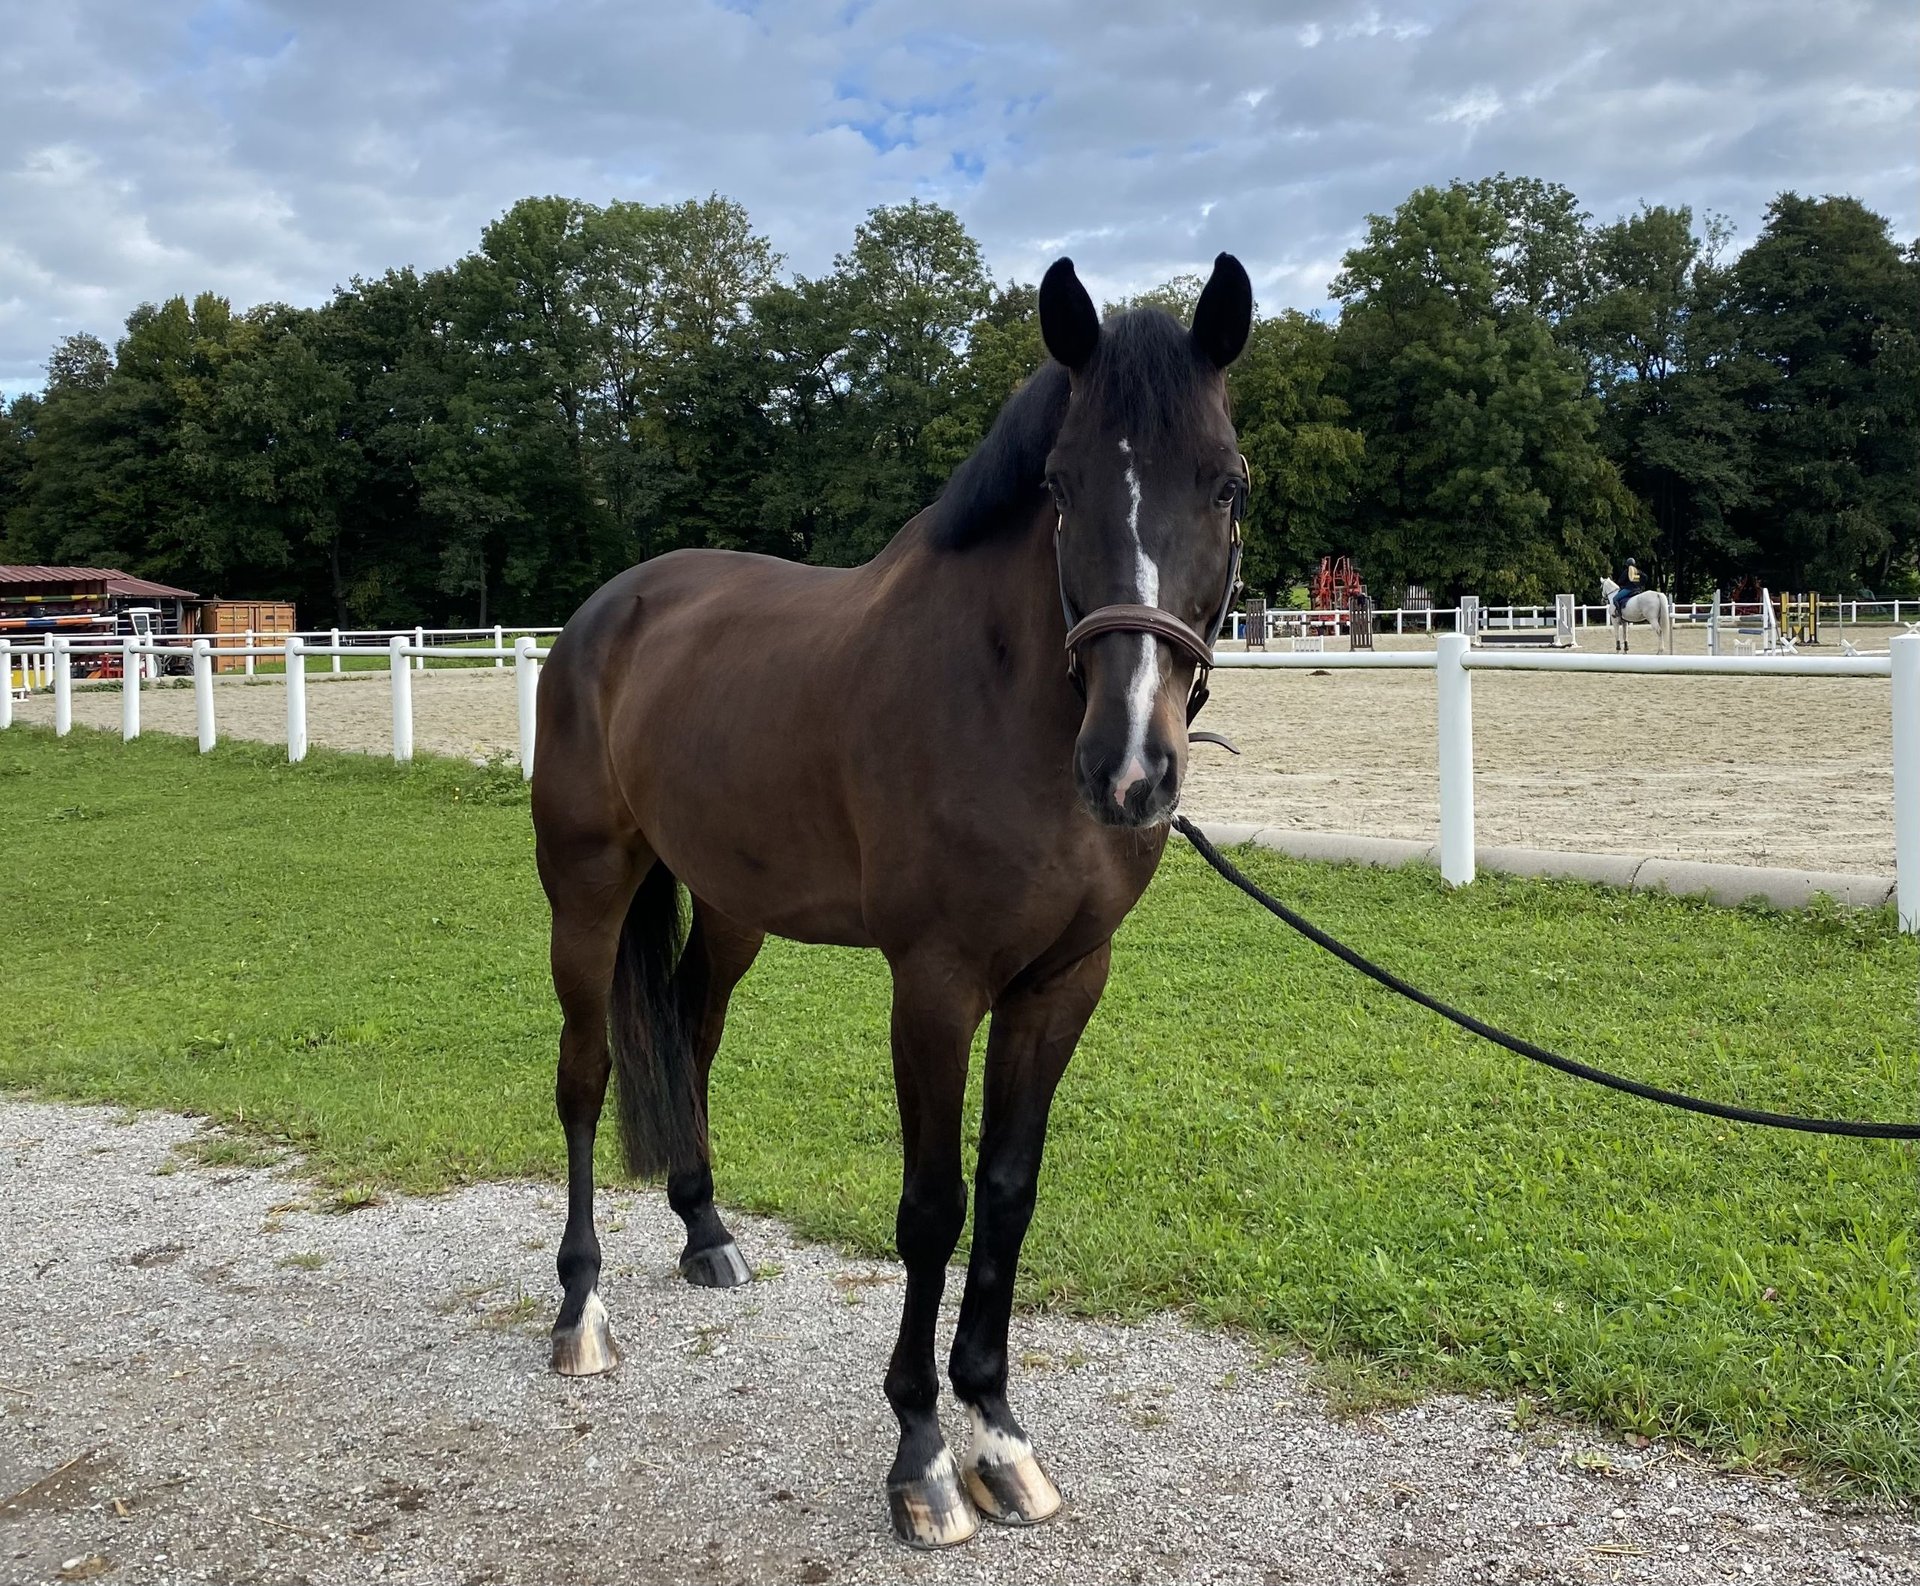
[{"left": 1057, "top": 454, "right": 1247, "bottom": 723}]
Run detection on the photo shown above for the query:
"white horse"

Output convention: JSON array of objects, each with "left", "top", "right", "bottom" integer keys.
[{"left": 1600, "top": 576, "right": 1673, "bottom": 653}]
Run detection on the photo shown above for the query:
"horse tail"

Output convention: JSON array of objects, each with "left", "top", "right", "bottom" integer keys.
[{"left": 607, "top": 861, "right": 703, "bottom": 1179}]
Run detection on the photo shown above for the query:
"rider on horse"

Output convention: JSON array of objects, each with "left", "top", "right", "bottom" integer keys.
[{"left": 1612, "top": 558, "right": 1644, "bottom": 615}]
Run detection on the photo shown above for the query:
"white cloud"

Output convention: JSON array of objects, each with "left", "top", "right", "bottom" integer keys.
[
  {"left": 1433, "top": 88, "right": 1504, "bottom": 131},
  {"left": 0, "top": 0, "right": 1915, "bottom": 393}
]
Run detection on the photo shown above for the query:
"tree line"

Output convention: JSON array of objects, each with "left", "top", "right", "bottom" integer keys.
[{"left": 1, "top": 178, "right": 1913, "bottom": 625}]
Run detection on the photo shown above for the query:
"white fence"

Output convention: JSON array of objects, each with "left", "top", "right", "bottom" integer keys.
[
  {"left": 6, "top": 628, "right": 1916, "bottom": 933},
  {"left": 1234, "top": 597, "right": 1919, "bottom": 642},
  {"left": 1213, "top": 635, "right": 1917, "bottom": 932},
  {"left": 1, "top": 632, "right": 553, "bottom": 778}
]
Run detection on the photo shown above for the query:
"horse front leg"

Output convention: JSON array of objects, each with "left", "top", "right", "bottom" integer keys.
[
  {"left": 883, "top": 955, "right": 987, "bottom": 1548},
  {"left": 949, "top": 944, "right": 1110, "bottom": 1527}
]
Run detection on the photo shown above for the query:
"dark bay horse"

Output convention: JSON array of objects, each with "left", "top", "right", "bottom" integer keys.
[{"left": 531, "top": 253, "right": 1253, "bottom": 1547}]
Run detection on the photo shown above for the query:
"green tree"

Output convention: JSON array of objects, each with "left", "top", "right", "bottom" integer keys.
[
  {"left": 1729, "top": 194, "right": 1919, "bottom": 594},
  {"left": 800, "top": 200, "right": 991, "bottom": 565},
  {"left": 9, "top": 299, "right": 257, "bottom": 591},
  {"left": 1105, "top": 274, "right": 1206, "bottom": 321},
  {"left": 922, "top": 280, "right": 1045, "bottom": 482},
  {"left": 591, "top": 196, "right": 780, "bottom": 561},
  {"left": 0, "top": 393, "right": 41, "bottom": 558},
  {"left": 305, "top": 268, "right": 446, "bottom": 623},
  {"left": 753, "top": 275, "right": 854, "bottom": 563},
  {"left": 1455, "top": 173, "right": 1591, "bottom": 323},
  {"left": 1228, "top": 312, "right": 1366, "bottom": 592},
  {"left": 180, "top": 307, "right": 363, "bottom": 618},
  {"left": 1567, "top": 205, "right": 1753, "bottom": 598},
  {"left": 436, "top": 199, "right": 613, "bottom": 620},
  {"left": 4, "top": 335, "right": 119, "bottom": 568},
  {"left": 1330, "top": 184, "right": 1639, "bottom": 603}
]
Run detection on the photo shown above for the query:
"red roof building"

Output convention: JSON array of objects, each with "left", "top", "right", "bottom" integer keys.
[{"left": 0, "top": 565, "right": 207, "bottom": 635}]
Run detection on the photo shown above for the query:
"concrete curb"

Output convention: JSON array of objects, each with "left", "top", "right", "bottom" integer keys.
[{"left": 1190, "top": 821, "right": 1896, "bottom": 914}]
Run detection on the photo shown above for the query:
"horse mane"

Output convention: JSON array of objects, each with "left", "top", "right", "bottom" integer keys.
[{"left": 930, "top": 309, "right": 1218, "bottom": 551}]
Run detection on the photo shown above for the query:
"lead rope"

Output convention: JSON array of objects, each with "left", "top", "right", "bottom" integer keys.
[{"left": 1173, "top": 816, "right": 1920, "bottom": 1141}]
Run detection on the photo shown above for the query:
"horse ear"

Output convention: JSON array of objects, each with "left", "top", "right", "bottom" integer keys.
[
  {"left": 1039, "top": 258, "right": 1100, "bottom": 371},
  {"left": 1191, "top": 253, "right": 1253, "bottom": 369}
]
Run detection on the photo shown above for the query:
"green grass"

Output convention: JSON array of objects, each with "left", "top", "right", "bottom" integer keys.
[{"left": 2, "top": 725, "right": 1915, "bottom": 1496}]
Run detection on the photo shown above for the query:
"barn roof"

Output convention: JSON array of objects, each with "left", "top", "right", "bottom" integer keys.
[{"left": 0, "top": 565, "right": 201, "bottom": 599}]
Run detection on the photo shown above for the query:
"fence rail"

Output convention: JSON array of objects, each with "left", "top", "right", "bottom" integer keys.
[
  {"left": 1232, "top": 597, "right": 1918, "bottom": 642},
  {"left": 1, "top": 633, "right": 553, "bottom": 777},
  {"left": 1215, "top": 635, "right": 1914, "bottom": 927},
  {"left": 6, "top": 630, "right": 1916, "bottom": 933}
]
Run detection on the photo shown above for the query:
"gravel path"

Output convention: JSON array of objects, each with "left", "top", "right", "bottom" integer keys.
[
  {"left": 3, "top": 1100, "right": 1912, "bottom": 1585},
  {"left": 13, "top": 622, "right": 1899, "bottom": 874}
]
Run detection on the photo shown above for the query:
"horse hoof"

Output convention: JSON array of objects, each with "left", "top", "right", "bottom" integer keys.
[
  {"left": 680, "top": 1240, "right": 751, "bottom": 1289},
  {"left": 888, "top": 1451, "right": 979, "bottom": 1549},
  {"left": 549, "top": 1290, "right": 619, "bottom": 1376},
  {"left": 964, "top": 1449, "right": 1062, "bottom": 1526}
]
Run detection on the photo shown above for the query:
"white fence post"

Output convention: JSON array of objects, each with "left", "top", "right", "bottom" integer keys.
[
  {"left": 193, "top": 639, "right": 215, "bottom": 751},
  {"left": 1893, "top": 635, "right": 1919, "bottom": 933},
  {"left": 121, "top": 636, "right": 140, "bottom": 740},
  {"left": 330, "top": 627, "right": 342, "bottom": 675},
  {"left": 414, "top": 624, "right": 425, "bottom": 672},
  {"left": 515, "top": 636, "right": 538, "bottom": 779},
  {"left": 244, "top": 627, "right": 255, "bottom": 678},
  {"left": 1436, "top": 634, "right": 1475, "bottom": 886},
  {"left": 494, "top": 624, "right": 504, "bottom": 670},
  {"left": 390, "top": 634, "right": 413, "bottom": 763},
  {"left": 286, "top": 635, "right": 307, "bottom": 763},
  {"left": 53, "top": 639, "right": 71, "bottom": 735},
  {"left": 0, "top": 641, "right": 10, "bottom": 731}
]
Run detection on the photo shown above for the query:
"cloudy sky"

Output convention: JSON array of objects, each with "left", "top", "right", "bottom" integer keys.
[{"left": 2, "top": 0, "right": 1914, "bottom": 394}]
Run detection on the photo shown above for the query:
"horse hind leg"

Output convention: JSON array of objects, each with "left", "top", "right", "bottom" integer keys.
[
  {"left": 665, "top": 898, "right": 765, "bottom": 1288},
  {"left": 542, "top": 838, "right": 647, "bottom": 1377}
]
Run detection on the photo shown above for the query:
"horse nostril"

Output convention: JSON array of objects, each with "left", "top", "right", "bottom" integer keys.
[{"left": 1112, "top": 755, "right": 1149, "bottom": 808}]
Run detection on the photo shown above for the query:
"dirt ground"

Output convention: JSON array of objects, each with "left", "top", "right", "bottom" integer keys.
[
  {"left": 13, "top": 622, "right": 1901, "bottom": 875},
  {"left": 5, "top": 1100, "right": 1915, "bottom": 1586}
]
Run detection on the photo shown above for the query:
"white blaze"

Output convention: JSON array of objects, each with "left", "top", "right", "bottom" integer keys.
[{"left": 1117, "top": 438, "right": 1159, "bottom": 793}]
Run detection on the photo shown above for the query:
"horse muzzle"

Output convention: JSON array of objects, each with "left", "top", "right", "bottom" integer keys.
[{"left": 1074, "top": 736, "right": 1180, "bottom": 828}]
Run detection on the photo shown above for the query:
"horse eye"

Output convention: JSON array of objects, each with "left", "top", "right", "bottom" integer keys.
[
  {"left": 1046, "top": 477, "right": 1070, "bottom": 512},
  {"left": 1215, "top": 480, "right": 1240, "bottom": 509}
]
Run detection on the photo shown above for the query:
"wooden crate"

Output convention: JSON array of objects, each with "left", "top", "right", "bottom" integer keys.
[{"left": 200, "top": 600, "right": 297, "bottom": 672}]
